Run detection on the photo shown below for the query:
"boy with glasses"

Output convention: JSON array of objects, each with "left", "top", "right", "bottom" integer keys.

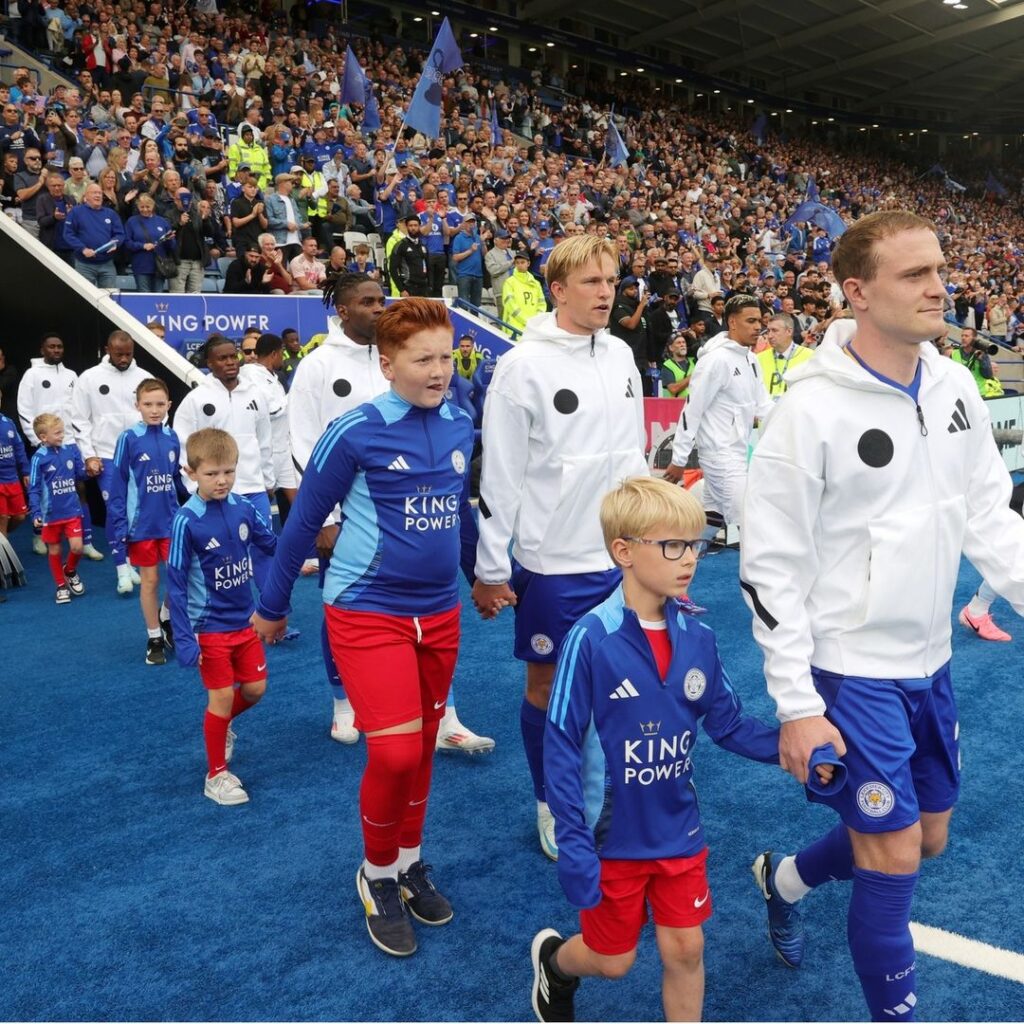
[{"left": 531, "top": 477, "right": 835, "bottom": 1022}]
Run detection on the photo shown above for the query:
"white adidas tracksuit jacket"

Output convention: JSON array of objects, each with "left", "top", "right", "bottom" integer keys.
[
  {"left": 670, "top": 334, "right": 774, "bottom": 525},
  {"left": 287, "top": 317, "right": 389, "bottom": 474},
  {"left": 71, "top": 357, "right": 150, "bottom": 460},
  {"left": 173, "top": 375, "right": 274, "bottom": 495},
  {"left": 740, "top": 333, "right": 1024, "bottom": 723},
  {"left": 17, "top": 359, "right": 78, "bottom": 444},
  {"left": 475, "top": 311, "right": 648, "bottom": 582},
  {"left": 240, "top": 362, "right": 295, "bottom": 489}
]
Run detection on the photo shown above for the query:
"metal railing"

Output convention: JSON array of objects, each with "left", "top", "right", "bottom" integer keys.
[{"left": 453, "top": 296, "right": 520, "bottom": 341}]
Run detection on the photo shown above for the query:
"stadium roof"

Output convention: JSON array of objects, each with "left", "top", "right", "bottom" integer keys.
[{"left": 521, "top": 0, "right": 1024, "bottom": 129}]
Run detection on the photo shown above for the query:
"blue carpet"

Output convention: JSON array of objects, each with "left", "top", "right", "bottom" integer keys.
[{"left": 2, "top": 527, "right": 1022, "bottom": 1021}]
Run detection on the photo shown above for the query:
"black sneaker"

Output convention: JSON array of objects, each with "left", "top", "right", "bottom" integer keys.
[
  {"left": 531, "top": 929, "right": 578, "bottom": 1022},
  {"left": 55, "top": 585, "right": 71, "bottom": 605},
  {"left": 63, "top": 566, "right": 85, "bottom": 596},
  {"left": 356, "top": 866, "right": 417, "bottom": 957},
  {"left": 146, "top": 638, "right": 166, "bottom": 666},
  {"left": 398, "top": 860, "right": 453, "bottom": 925},
  {"left": 160, "top": 614, "right": 174, "bottom": 650}
]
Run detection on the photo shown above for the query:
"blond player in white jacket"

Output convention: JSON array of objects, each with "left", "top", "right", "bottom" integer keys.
[
  {"left": 472, "top": 236, "right": 648, "bottom": 859},
  {"left": 740, "top": 211, "right": 1024, "bottom": 1022},
  {"left": 663, "top": 295, "right": 773, "bottom": 532},
  {"left": 290, "top": 272, "right": 492, "bottom": 753},
  {"left": 71, "top": 331, "right": 150, "bottom": 593}
]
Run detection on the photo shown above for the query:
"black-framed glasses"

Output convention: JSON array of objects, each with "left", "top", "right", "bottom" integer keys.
[
  {"left": 622, "top": 537, "right": 709, "bottom": 561},
  {"left": 241, "top": 348, "right": 256, "bottom": 356}
]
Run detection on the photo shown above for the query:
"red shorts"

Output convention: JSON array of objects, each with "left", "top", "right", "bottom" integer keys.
[
  {"left": 0, "top": 481, "right": 27, "bottom": 517},
  {"left": 40, "top": 517, "right": 83, "bottom": 544},
  {"left": 128, "top": 537, "right": 171, "bottom": 567},
  {"left": 580, "top": 848, "right": 712, "bottom": 956},
  {"left": 324, "top": 604, "right": 461, "bottom": 732},
  {"left": 197, "top": 628, "right": 267, "bottom": 690}
]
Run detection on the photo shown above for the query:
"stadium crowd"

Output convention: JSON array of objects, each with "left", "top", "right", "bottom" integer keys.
[{"left": 1, "top": 0, "right": 1023, "bottom": 354}]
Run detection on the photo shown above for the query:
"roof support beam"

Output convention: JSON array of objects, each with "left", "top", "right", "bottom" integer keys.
[
  {"left": 714, "top": 0, "right": 923, "bottom": 74},
  {"left": 628, "top": 0, "right": 762, "bottom": 49},
  {"left": 780, "top": 3, "right": 1024, "bottom": 91}
]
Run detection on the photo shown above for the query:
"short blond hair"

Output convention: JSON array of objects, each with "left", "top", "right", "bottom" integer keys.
[
  {"left": 544, "top": 235, "right": 617, "bottom": 289},
  {"left": 600, "top": 477, "right": 706, "bottom": 558},
  {"left": 186, "top": 428, "right": 238, "bottom": 470},
  {"left": 33, "top": 413, "right": 63, "bottom": 438}
]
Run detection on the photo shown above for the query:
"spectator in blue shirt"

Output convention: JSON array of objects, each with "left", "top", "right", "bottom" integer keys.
[
  {"left": 451, "top": 213, "right": 484, "bottom": 307},
  {"left": 64, "top": 181, "right": 125, "bottom": 288}
]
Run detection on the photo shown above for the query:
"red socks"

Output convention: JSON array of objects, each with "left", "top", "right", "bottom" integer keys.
[
  {"left": 360, "top": 731, "right": 422, "bottom": 867},
  {"left": 65, "top": 550, "right": 80, "bottom": 572},
  {"left": 399, "top": 720, "right": 440, "bottom": 851},
  {"left": 204, "top": 710, "right": 230, "bottom": 778},
  {"left": 48, "top": 554, "right": 65, "bottom": 586},
  {"left": 230, "top": 688, "right": 253, "bottom": 719}
]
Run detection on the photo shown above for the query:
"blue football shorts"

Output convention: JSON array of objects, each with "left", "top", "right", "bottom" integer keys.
[
  {"left": 510, "top": 565, "right": 621, "bottom": 663},
  {"left": 809, "top": 664, "right": 960, "bottom": 833}
]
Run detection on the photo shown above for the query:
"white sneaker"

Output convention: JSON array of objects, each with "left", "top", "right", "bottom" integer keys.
[
  {"left": 331, "top": 708, "right": 359, "bottom": 744},
  {"left": 537, "top": 802, "right": 558, "bottom": 861},
  {"left": 204, "top": 769, "right": 248, "bottom": 805},
  {"left": 32, "top": 535, "right": 46, "bottom": 556},
  {"left": 435, "top": 711, "right": 496, "bottom": 755},
  {"left": 116, "top": 566, "right": 133, "bottom": 595},
  {"left": 225, "top": 727, "right": 237, "bottom": 764},
  {"left": 81, "top": 544, "right": 105, "bottom": 561},
  {"left": 129, "top": 566, "right": 141, "bottom": 585}
]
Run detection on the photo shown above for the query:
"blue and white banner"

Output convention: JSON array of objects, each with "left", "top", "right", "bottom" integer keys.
[{"left": 113, "top": 293, "right": 514, "bottom": 362}]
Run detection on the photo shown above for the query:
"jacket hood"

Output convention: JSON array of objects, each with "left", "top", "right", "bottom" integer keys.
[
  {"left": 324, "top": 315, "right": 378, "bottom": 354},
  {"left": 518, "top": 311, "right": 609, "bottom": 351},
  {"left": 698, "top": 334, "right": 747, "bottom": 359},
  {"left": 786, "top": 323, "right": 945, "bottom": 394},
  {"left": 30, "top": 358, "right": 64, "bottom": 369}
]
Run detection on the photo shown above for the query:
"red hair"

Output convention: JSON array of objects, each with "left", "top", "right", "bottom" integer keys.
[{"left": 376, "top": 297, "right": 453, "bottom": 357}]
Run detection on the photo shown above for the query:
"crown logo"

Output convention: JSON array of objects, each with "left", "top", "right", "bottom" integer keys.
[
  {"left": 154, "top": 302, "right": 169, "bottom": 313},
  {"left": 416, "top": 484, "right": 432, "bottom": 494},
  {"left": 639, "top": 720, "right": 661, "bottom": 737}
]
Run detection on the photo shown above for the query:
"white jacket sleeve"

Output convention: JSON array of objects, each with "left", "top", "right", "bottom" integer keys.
[
  {"left": 287, "top": 356, "right": 323, "bottom": 472},
  {"left": 739, "top": 400, "right": 827, "bottom": 722},
  {"left": 17, "top": 372, "right": 38, "bottom": 443},
  {"left": 475, "top": 380, "right": 532, "bottom": 584},
  {"left": 670, "top": 355, "right": 726, "bottom": 467},
  {"left": 961, "top": 390, "right": 1024, "bottom": 614},
  {"left": 629, "top": 365, "right": 646, "bottom": 453},
  {"left": 256, "top": 403, "right": 274, "bottom": 490},
  {"left": 173, "top": 392, "right": 200, "bottom": 491},
  {"left": 70, "top": 377, "right": 96, "bottom": 460}
]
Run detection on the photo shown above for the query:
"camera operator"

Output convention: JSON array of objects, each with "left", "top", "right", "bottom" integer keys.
[{"left": 953, "top": 327, "right": 1003, "bottom": 398}]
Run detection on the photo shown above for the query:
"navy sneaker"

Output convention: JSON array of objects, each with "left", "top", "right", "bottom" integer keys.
[
  {"left": 752, "top": 850, "right": 805, "bottom": 968},
  {"left": 531, "top": 929, "right": 578, "bottom": 1022},
  {"left": 356, "top": 866, "right": 417, "bottom": 957},
  {"left": 398, "top": 860, "right": 453, "bottom": 925}
]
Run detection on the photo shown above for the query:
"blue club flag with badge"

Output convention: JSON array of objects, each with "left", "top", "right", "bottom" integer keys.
[
  {"left": 405, "top": 18, "right": 464, "bottom": 140},
  {"left": 605, "top": 111, "right": 629, "bottom": 168}
]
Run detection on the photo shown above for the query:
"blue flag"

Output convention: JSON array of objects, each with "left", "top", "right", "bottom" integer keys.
[
  {"left": 752, "top": 113, "right": 767, "bottom": 144},
  {"left": 490, "top": 97, "right": 500, "bottom": 139},
  {"left": 341, "top": 45, "right": 366, "bottom": 105},
  {"left": 405, "top": 17, "right": 463, "bottom": 140},
  {"left": 986, "top": 171, "right": 1008, "bottom": 198},
  {"left": 806, "top": 174, "right": 819, "bottom": 201},
  {"left": 605, "top": 112, "right": 629, "bottom": 168},
  {"left": 341, "top": 45, "right": 381, "bottom": 132}
]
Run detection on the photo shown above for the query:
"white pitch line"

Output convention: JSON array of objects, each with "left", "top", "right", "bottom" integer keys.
[{"left": 911, "top": 921, "right": 1024, "bottom": 985}]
